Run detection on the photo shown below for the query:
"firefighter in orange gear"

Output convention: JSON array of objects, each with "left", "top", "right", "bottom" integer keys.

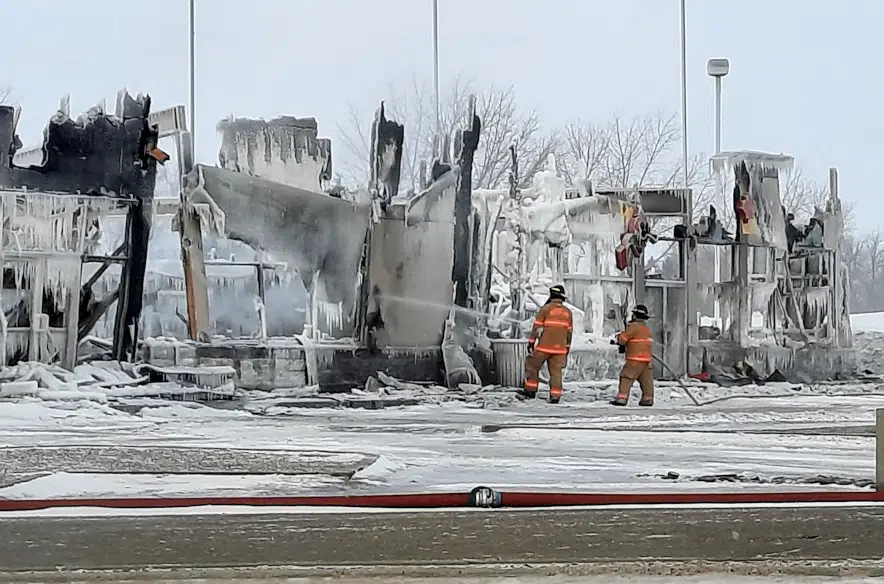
[
  {"left": 520, "top": 285, "right": 573, "bottom": 404},
  {"left": 611, "top": 304, "right": 654, "bottom": 406}
]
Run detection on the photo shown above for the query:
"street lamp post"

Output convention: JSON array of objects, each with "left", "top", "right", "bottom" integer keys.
[
  {"left": 706, "top": 58, "right": 730, "bottom": 326},
  {"left": 706, "top": 58, "right": 729, "bottom": 154}
]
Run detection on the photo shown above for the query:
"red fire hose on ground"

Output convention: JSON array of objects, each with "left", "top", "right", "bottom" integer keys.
[{"left": 2, "top": 488, "right": 884, "bottom": 512}]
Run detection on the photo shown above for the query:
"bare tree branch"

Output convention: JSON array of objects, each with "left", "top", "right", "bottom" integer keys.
[
  {"left": 779, "top": 167, "right": 829, "bottom": 221},
  {"left": 334, "top": 104, "right": 373, "bottom": 185},
  {"left": 0, "top": 87, "right": 11, "bottom": 105},
  {"left": 558, "top": 112, "right": 710, "bottom": 201}
]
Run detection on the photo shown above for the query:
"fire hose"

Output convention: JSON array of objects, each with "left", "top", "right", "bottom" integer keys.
[
  {"left": 1, "top": 488, "right": 882, "bottom": 512},
  {"left": 653, "top": 353, "right": 702, "bottom": 406}
]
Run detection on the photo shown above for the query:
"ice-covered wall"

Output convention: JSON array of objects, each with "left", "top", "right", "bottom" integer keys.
[
  {"left": 369, "top": 169, "right": 458, "bottom": 347},
  {"left": 216, "top": 116, "right": 332, "bottom": 193},
  {"left": 711, "top": 150, "right": 792, "bottom": 250},
  {"left": 11, "top": 145, "right": 41, "bottom": 167},
  {"left": 0, "top": 91, "right": 159, "bottom": 362},
  {"left": 182, "top": 165, "right": 370, "bottom": 325},
  {"left": 0, "top": 192, "right": 118, "bottom": 361}
]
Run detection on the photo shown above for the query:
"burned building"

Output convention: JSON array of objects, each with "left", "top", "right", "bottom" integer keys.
[
  {"left": 4, "top": 90, "right": 849, "bottom": 390},
  {"left": 0, "top": 92, "right": 161, "bottom": 368}
]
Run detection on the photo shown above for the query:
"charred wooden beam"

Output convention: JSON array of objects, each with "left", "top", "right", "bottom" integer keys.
[
  {"left": 453, "top": 101, "right": 481, "bottom": 308},
  {"left": 79, "top": 287, "right": 120, "bottom": 341},
  {"left": 369, "top": 102, "right": 405, "bottom": 209},
  {"left": 112, "top": 191, "right": 154, "bottom": 361}
]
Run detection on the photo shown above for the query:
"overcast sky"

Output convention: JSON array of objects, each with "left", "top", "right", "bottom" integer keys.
[{"left": 3, "top": 0, "right": 883, "bottom": 230}]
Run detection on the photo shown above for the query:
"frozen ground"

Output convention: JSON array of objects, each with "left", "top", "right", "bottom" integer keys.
[
  {"left": 0, "top": 316, "right": 880, "bottom": 502},
  {"left": 0, "top": 379, "right": 882, "bottom": 500}
]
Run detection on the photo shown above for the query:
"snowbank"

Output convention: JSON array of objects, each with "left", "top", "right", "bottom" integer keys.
[{"left": 850, "top": 311, "right": 884, "bottom": 333}]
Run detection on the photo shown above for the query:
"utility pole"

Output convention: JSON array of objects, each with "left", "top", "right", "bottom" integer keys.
[
  {"left": 679, "top": 0, "right": 688, "bottom": 191},
  {"left": 432, "top": 0, "right": 441, "bottom": 135},
  {"left": 188, "top": 0, "right": 196, "bottom": 149}
]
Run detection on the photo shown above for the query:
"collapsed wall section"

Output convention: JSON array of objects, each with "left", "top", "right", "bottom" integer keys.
[{"left": 182, "top": 165, "right": 370, "bottom": 329}]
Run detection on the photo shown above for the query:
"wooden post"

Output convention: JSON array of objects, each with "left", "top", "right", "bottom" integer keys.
[
  {"left": 63, "top": 199, "right": 89, "bottom": 369},
  {"left": 177, "top": 130, "right": 210, "bottom": 342},
  {"left": 633, "top": 252, "right": 646, "bottom": 306},
  {"left": 877, "top": 409, "right": 884, "bottom": 491},
  {"left": 256, "top": 264, "right": 266, "bottom": 305},
  {"left": 62, "top": 267, "right": 82, "bottom": 369},
  {"left": 179, "top": 206, "right": 210, "bottom": 341},
  {"left": 28, "top": 259, "right": 44, "bottom": 361}
]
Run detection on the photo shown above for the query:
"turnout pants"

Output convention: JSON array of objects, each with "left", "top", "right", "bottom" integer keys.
[
  {"left": 616, "top": 359, "right": 654, "bottom": 402},
  {"left": 524, "top": 351, "right": 567, "bottom": 399}
]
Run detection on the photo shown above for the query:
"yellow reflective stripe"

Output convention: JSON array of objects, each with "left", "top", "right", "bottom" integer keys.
[
  {"left": 533, "top": 318, "right": 545, "bottom": 326},
  {"left": 535, "top": 346, "right": 568, "bottom": 355},
  {"left": 543, "top": 319, "right": 572, "bottom": 327}
]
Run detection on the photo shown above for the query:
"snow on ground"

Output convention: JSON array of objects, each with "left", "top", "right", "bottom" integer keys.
[
  {"left": 0, "top": 378, "right": 882, "bottom": 500},
  {"left": 1, "top": 472, "right": 343, "bottom": 499},
  {"left": 851, "top": 311, "right": 884, "bottom": 333},
  {"left": 849, "top": 311, "right": 884, "bottom": 372},
  {"left": 0, "top": 319, "right": 880, "bottom": 502},
  {"left": 6, "top": 500, "right": 884, "bottom": 518}
]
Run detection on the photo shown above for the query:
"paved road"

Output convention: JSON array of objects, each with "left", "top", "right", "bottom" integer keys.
[{"left": 1, "top": 505, "right": 884, "bottom": 575}]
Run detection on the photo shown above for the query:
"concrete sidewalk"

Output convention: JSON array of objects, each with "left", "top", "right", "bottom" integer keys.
[{"left": 1, "top": 505, "right": 883, "bottom": 578}]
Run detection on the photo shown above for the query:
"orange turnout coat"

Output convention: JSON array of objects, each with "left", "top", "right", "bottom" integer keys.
[
  {"left": 529, "top": 299, "right": 573, "bottom": 354},
  {"left": 617, "top": 320, "right": 653, "bottom": 362}
]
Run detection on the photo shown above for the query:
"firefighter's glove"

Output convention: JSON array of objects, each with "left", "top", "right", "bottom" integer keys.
[
  {"left": 528, "top": 340, "right": 535, "bottom": 353},
  {"left": 609, "top": 338, "right": 618, "bottom": 345}
]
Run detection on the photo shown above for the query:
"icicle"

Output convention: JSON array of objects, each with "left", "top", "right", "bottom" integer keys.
[
  {"left": 0, "top": 306, "right": 7, "bottom": 366},
  {"left": 316, "top": 300, "right": 343, "bottom": 333},
  {"left": 252, "top": 295, "right": 268, "bottom": 339},
  {"left": 710, "top": 150, "right": 794, "bottom": 177},
  {"left": 805, "top": 288, "right": 830, "bottom": 317},
  {"left": 750, "top": 282, "right": 777, "bottom": 313}
]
